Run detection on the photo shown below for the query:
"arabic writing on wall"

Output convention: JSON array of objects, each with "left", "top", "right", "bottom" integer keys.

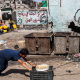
[{"left": 16, "top": 11, "right": 47, "bottom": 25}]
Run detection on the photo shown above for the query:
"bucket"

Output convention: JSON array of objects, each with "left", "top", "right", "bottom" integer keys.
[
  {"left": 0, "top": 26, "right": 3, "bottom": 29},
  {"left": 3, "top": 30, "right": 7, "bottom": 33},
  {"left": 3, "top": 25, "right": 8, "bottom": 29},
  {"left": 13, "top": 24, "right": 17, "bottom": 29},
  {"left": 42, "top": 1, "right": 47, "bottom": 7}
]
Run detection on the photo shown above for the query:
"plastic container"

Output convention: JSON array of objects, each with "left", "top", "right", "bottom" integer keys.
[
  {"left": 13, "top": 24, "right": 17, "bottom": 29},
  {"left": 0, "top": 26, "right": 3, "bottom": 29},
  {"left": 42, "top": 0, "right": 47, "bottom": 7},
  {"left": 36, "top": 64, "right": 49, "bottom": 71},
  {"left": 77, "top": 54, "right": 80, "bottom": 57},
  {"left": 3, "top": 30, "right": 7, "bottom": 33},
  {"left": 3, "top": 25, "right": 8, "bottom": 29},
  {"left": 30, "top": 66, "right": 53, "bottom": 80}
]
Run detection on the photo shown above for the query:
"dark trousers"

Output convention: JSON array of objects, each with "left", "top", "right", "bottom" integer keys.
[
  {"left": 9, "top": 23, "right": 13, "bottom": 29},
  {"left": 0, "top": 61, "right": 8, "bottom": 73}
]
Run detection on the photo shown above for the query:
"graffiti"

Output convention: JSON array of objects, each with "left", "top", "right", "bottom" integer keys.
[
  {"left": 25, "top": 18, "right": 41, "bottom": 23},
  {"left": 74, "top": 9, "right": 80, "bottom": 25},
  {"left": 40, "top": 16, "right": 47, "bottom": 24},
  {"left": 68, "top": 21, "right": 80, "bottom": 33},
  {"left": 18, "top": 12, "right": 28, "bottom": 17},
  {"left": 69, "top": 9, "right": 80, "bottom": 33},
  {"left": 17, "top": 18, "right": 22, "bottom": 24},
  {"left": 16, "top": 11, "right": 47, "bottom": 25}
]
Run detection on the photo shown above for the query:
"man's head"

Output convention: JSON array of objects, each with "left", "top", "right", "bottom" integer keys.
[{"left": 19, "top": 48, "right": 29, "bottom": 58}]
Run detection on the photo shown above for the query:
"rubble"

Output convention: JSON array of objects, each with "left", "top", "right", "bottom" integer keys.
[
  {"left": 0, "top": 30, "right": 80, "bottom": 80},
  {"left": 66, "top": 70, "right": 72, "bottom": 73},
  {"left": 0, "top": 40, "right": 7, "bottom": 45}
]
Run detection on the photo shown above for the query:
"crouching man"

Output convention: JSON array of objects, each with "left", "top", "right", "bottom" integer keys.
[{"left": 0, "top": 48, "right": 36, "bottom": 75}]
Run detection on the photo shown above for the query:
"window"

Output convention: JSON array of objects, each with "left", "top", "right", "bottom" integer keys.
[{"left": 6, "top": 3, "right": 9, "bottom": 6}]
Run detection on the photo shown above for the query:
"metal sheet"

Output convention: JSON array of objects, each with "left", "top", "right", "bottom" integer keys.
[
  {"left": 38, "top": 38, "right": 50, "bottom": 54},
  {"left": 25, "top": 38, "right": 36, "bottom": 53},
  {"left": 24, "top": 33, "right": 53, "bottom": 54},
  {"left": 54, "top": 37, "right": 67, "bottom": 54},
  {"left": 69, "top": 37, "right": 79, "bottom": 54}
]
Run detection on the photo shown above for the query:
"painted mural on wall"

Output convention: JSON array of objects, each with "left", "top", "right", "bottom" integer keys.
[{"left": 16, "top": 11, "right": 47, "bottom": 25}]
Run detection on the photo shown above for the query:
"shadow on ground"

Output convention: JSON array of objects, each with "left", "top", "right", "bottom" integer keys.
[{"left": 3, "top": 69, "right": 30, "bottom": 77}]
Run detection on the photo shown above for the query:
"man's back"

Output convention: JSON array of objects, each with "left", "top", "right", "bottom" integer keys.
[{"left": 0, "top": 49, "right": 20, "bottom": 61}]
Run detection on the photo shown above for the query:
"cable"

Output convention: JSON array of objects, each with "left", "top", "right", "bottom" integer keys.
[{"left": 54, "top": 61, "right": 73, "bottom": 70}]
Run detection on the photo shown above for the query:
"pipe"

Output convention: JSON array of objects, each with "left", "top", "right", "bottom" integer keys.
[{"left": 48, "top": 0, "right": 50, "bottom": 15}]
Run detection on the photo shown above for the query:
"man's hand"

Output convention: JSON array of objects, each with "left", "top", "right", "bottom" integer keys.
[
  {"left": 32, "top": 65, "right": 36, "bottom": 67},
  {"left": 23, "top": 58, "right": 37, "bottom": 67},
  {"left": 18, "top": 59, "right": 31, "bottom": 71},
  {"left": 29, "top": 68, "right": 32, "bottom": 71}
]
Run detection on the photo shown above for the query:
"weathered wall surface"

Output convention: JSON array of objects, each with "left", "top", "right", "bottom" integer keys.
[
  {"left": 12, "top": 12, "right": 17, "bottom": 25},
  {"left": 49, "top": 0, "right": 80, "bottom": 33},
  {"left": 16, "top": 11, "right": 47, "bottom": 25}
]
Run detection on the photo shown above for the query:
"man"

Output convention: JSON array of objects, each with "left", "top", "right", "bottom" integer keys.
[{"left": 0, "top": 48, "right": 36, "bottom": 75}]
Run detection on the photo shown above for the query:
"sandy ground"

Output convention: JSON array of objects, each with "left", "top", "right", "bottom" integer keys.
[
  {"left": 0, "top": 29, "right": 48, "bottom": 50},
  {"left": 0, "top": 30, "right": 80, "bottom": 80},
  {"left": 1, "top": 58, "right": 80, "bottom": 80}
]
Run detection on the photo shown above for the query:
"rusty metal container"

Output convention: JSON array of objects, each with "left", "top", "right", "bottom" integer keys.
[
  {"left": 54, "top": 36, "right": 67, "bottom": 54},
  {"left": 68, "top": 36, "right": 79, "bottom": 54},
  {"left": 24, "top": 33, "right": 53, "bottom": 54},
  {"left": 55, "top": 32, "right": 71, "bottom": 36},
  {"left": 54, "top": 35, "right": 80, "bottom": 54}
]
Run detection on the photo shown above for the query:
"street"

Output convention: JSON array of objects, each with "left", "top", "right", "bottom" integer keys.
[{"left": 0, "top": 30, "right": 80, "bottom": 80}]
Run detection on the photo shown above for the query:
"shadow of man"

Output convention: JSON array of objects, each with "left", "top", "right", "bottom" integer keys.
[{"left": 3, "top": 69, "right": 30, "bottom": 77}]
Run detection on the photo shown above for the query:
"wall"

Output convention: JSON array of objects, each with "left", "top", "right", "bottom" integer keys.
[
  {"left": 16, "top": 11, "right": 47, "bottom": 25},
  {"left": 49, "top": 0, "right": 80, "bottom": 33}
]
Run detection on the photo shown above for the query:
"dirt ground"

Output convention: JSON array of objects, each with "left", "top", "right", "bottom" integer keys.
[
  {"left": 0, "top": 29, "right": 48, "bottom": 50},
  {"left": 0, "top": 30, "right": 80, "bottom": 80},
  {"left": 1, "top": 58, "right": 80, "bottom": 80}
]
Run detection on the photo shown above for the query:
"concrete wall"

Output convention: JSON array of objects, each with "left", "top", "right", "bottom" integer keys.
[{"left": 49, "top": 0, "right": 80, "bottom": 33}]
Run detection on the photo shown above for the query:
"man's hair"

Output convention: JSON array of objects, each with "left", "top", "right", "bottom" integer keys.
[{"left": 20, "top": 48, "right": 29, "bottom": 55}]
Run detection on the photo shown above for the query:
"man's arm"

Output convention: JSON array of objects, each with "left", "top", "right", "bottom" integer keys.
[
  {"left": 18, "top": 59, "right": 32, "bottom": 71},
  {"left": 23, "top": 57, "right": 36, "bottom": 67}
]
